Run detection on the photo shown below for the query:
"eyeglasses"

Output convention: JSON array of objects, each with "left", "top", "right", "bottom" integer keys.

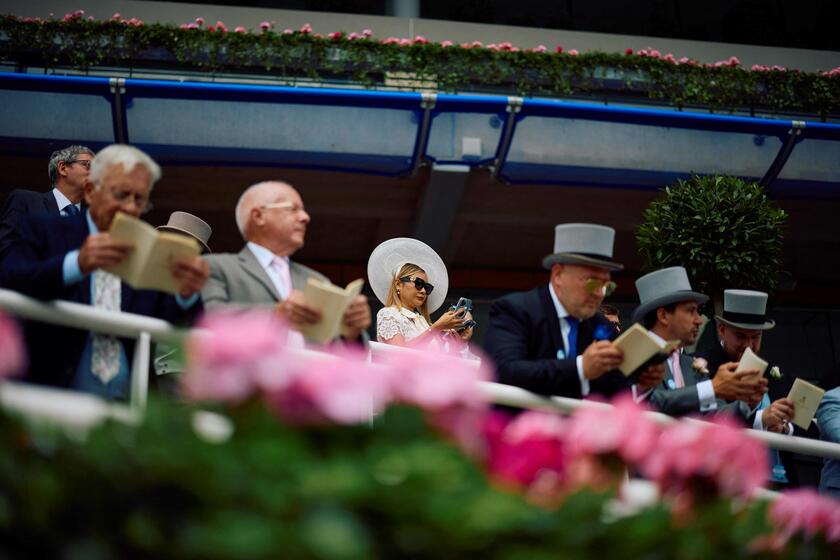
[
  {"left": 584, "top": 278, "right": 617, "bottom": 296},
  {"left": 399, "top": 275, "right": 435, "bottom": 295},
  {"left": 65, "top": 159, "right": 92, "bottom": 169},
  {"left": 106, "top": 187, "right": 153, "bottom": 214},
  {"left": 261, "top": 202, "right": 306, "bottom": 214}
]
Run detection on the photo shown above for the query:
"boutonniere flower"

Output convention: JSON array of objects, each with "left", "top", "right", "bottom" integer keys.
[
  {"left": 769, "top": 366, "right": 782, "bottom": 380},
  {"left": 692, "top": 357, "right": 709, "bottom": 375}
]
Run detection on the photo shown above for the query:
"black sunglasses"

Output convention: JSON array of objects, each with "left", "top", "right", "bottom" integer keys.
[{"left": 399, "top": 275, "right": 434, "bottom": 295}]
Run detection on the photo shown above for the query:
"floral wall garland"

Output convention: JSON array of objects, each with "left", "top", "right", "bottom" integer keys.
[{"left": 1, "top": 10, "right": 839, "bottom": 117}]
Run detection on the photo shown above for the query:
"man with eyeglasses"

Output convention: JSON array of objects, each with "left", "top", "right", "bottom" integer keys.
[
  {"left": 485, "top": 223, "right": 665, "bottom": 400},
  {"left": 0, "top": 145, "right": 94, "bottom": 257},
  {"left": 202, "top": 181, "right": 371, "bottom": 344},
  {"left": 0, "top": 144, "right": 209, "bottom": 399}
]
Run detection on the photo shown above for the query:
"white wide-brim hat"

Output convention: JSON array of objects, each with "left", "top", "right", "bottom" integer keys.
[{"left": 367, "top": 237, "right": 448, "bottom": 312}]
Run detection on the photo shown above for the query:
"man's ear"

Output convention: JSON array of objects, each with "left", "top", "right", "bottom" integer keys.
[
  {"left": 82, "top": 180, "right": 95, "bottom": 205},
  {"left": 656, "top": 306, "right": 669, "bottom": 325}
]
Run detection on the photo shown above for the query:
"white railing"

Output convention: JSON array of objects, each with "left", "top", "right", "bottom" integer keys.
[{"left": 2, "top": 288, "right": 840, "bottom": 461}]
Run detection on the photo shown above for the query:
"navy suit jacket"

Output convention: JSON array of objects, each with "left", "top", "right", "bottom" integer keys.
[
  {"left": 0, "top": 212, "right": 202, "bottom": 389},
  {"left": 0, "top": 189, "right": 60, "bottom": 258},
  {"left": 484, "top": 284, "right": 628, "bottom": 399}
]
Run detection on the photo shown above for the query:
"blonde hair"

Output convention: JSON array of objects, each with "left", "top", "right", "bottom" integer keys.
[{"left": 385, "top": 263, "right": 431, "bottom": 324}]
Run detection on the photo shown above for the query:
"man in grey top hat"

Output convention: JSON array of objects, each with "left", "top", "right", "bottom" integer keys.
[
  {"left": 485, "top": 223, "right": 665, "bottom": 399},
  {"left": 698, "top": 290, "right": 796, "bottom": 433},
  {"left": 201, "top": 181, "right": 371, "bottom": 343},
  {"left": 633, "top": 268, "right": 768, "bottom": 418}
]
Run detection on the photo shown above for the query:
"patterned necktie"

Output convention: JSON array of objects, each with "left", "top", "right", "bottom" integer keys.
[
  {"left": 566, "top": 316, "right": 579, "bottom": 358},
  {"left": 64, "top": 204, "right": 79, "bottom": 217},
  {"left": 670, "top": 352, "right": 686, "bottom": 389},
  {"left": 91, "top": 269, "right": 121, "bottom": 383}
]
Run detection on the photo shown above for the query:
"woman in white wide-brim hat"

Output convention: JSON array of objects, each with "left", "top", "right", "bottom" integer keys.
[{"left": 367, "top": 238, "right": 467, "bottom": 347}]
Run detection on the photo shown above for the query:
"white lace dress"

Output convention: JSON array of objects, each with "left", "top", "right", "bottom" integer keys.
[{"left": 376, "top": 306, "right": 431, "bottom": 344}]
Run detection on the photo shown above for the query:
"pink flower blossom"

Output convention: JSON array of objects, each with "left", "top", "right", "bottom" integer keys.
[
  {"left": 234, "top": 26, "right": 247, "bottom": 33},
  {"left": 566, "top": 394, "right": 660, "bottom": 466},
  {"left": 283, "top": 28, "right": 293, "bottom": 35},
  {"left": 554, "top": 45, "right": 563, "bottom": 54},
  {"left": 300, "top": 23, "right": 312, "bottom": 34},
  {"left": 485, "top": 411, "right": 567, "bottom": 490},
  {"left": 348, "top": 32, "right": 361, "bottom": 40},
  {"left": 638, "top": 49, "right": 648, "bottom": 57},
  {"left": 313, "top": 33, "right": 323, "bottom": 39},
  {"left": 752, "top": 64, "right": 769, "bottom": 72},
  {"left": 195, "top": 17, "right": 205, "bottom": 26},
  {"left": 567, "top": 49, "right": 580, "bottom": 56},
  {"left": 264, "top": 348, "right": 392, "bottom": 426},
  {"left": 215, "top": 21, "right": 227, "bottom": 32},
  {"left": 381, "top": 37, "right": 399, "bottom": 45},
  {"left": 643, "top": 415, "right": 768, "bottom": 499},
  {"left": 440, "top": 40, "right": 454, "bottom": 48},
  {"left": 768, "top": 489, "right": 840, "bottom": 546},
  {"left": 772, "top": 64, "right": 786, "bottom": 71},
  {"left": 678, "top": 56, "right": 691, "bottom": 64},
  {"left": 499, "top": 41, "right": 513, "bottom": 51},
  {"left": 260, "top": 21, "right": 271, "bottom": 31},
  {"left": 460, "top": 42, "right": 472, "bottom": 48},
  {"left": 399, "top": 38, "right": 411, "bottom": 47},
  {"left": 625, "top": 47, "right": 634, "bottom": 55},
  {"left": 533, "top": 44, "right": 547, "bottom": 53},
  {"left": 0, "top": 311, "right": 26, "bottom": 379},
  {"left": 414, "top": 35, "right": 429, "bottom": 44},
  {"left": 362, "top": 28, "right": 373, "bottom": 37},
  {"left": 112, "top": 12, "right": 121, "bottom": 20},
  {"left": 728, "top": 56, "right": 741, "bottom": 66},
  {"left": 384, "top": 347, "right": 490, "bottom": 412},
  {"left": 649, "top": 49, "right": 661, "bottom": 58},
  {"left": 471, "top": 40, "right": 483, "bottom": 48},
  {"left": 207, "top": 25, "right": 216, "bottom": 32},
  {"left": 486, "top": 43, "right": 499, "bottom": 51},
  {"left": 87, "top": 16, "right": 95, "bottom": 22},
  {"left": 186, "top": 22, "right": 199, "bottom": 30},
  {"left": 663, "top": 53, "right": 677, "bottom": 64},
  {"left": 328, "top": 31, "right": 344, "bottom": 40},
  {"left": 181, "top": 311, "right": 291, "bottom": 403}
]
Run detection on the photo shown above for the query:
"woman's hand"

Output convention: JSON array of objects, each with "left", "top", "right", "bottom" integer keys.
[{"left": 431, "top": 310, "right": 466, "bottom": 332}]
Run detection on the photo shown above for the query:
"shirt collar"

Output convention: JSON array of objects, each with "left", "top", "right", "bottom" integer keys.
[
  {"left": 548, "top": 283, "right": 572, "bottom": 321},
  {"left": 52, "top": 188, "right": 76, "bottom": 213},
  {"left": 397, "top": 306, "right": 420, "bottom": 319},
  {"left": 86, "top": 210, "right": 98, "bottom": 234},
  {"left": 247, "top": 241, "right": 288, "bottom": 269}
]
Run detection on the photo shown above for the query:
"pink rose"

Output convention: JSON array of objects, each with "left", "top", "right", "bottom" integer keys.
[
  {"left": 554, "top": 45, "right": 563, "bottom": 54},
  {"left": 485, "top": 411, "right": 567, "bottom": 491},
  {"left": 625, "top": 47, "right": 634, "bottom": 55},
  {"left": 728, "top": 56, "right": 741, "bottom": 66},
  {"left": 440, "top": 40, "right": 454, "bottom": 48},
  {"left": 0, "top": 311, "right": 26, "bottom": 379},
  {"left": 313, "top": 33, "right": 323, "bottom": 39},
  {"left": 399, "top": 38, "right": 411, "bottom": 47},
  {"left": 283, "top": 28, "right": 293, "bottom": 35},
  {"left": 181, "top": 311, "right": 291, "bottom": 403},
  {"left": 215, "top": 21, "right": 227, "bottom": 32},
  {"left": 471, "top": 40, "right": 483, "bottom": 48},
  {"left": 348, "top": 32, "right": 361, "bottom": 40},
  {"left": 533, "top": 44, "right": 547, "bottom": 53},
  {"left": 663, "top": 53, "right": 676, "bottom": 64},
  {"left": 186, "top": 22, "right": 199, "bottom": 30},
  {"left": 300, "top": 23, "right": 312, "bottom": 34},
  {"left": 362, "top": 28, "right": 373, "bottom": 37},
  {"left": 678, "top": 56, "right": 690, "bottom": 64},
  {"left": 768, "top": 489, "right": 840, "bottom": 546},
  {"left": 195, "top": 17, "right": 205, "bottom": 26},
  {"left": 234, "top": 26, "right": 247, "bottom": 33},
  {"left": 264, "top": 348, "right": 392, "bottom": 426},
  {"left": 649, "top": 49, "right": 661, "bottom": 58},
  {"left": 328, "top": 31, "right": 344, "bottom": 40},
  {"left": 567, "top": 49, "right": 579, "bottom": 56},
  {"left": 414, "top": 35, "right": 428, "bottom": 44},
  {"left": 260, "top": 21, "right": 271, "bottom": 31},
  {"left": 486, "top": 43, "right": 499, "bottom": 51},
  {"left": 112, "top": 12, "right": 121, "bottom": 20}
]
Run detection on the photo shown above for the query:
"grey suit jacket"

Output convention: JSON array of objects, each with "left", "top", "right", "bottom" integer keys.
[
  {"left": 648, "top": 352, "right": 747, "bottom": 419},
  {"left": 202, "top": 246, "right": 329, "bottom": 310}
]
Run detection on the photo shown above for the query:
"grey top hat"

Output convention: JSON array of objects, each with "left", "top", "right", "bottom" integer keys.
[
  {"left": 631, "top": 266, "right": 709, "bottom": 324},
  {"left": 541, "top": 223, "right": 623, "bottom": 271},
  {"left": 715, "top": 289, "right": 775, "bottom": 330},
  {"left": 157, "top": 211, "right": 212, "bottom": 253}
]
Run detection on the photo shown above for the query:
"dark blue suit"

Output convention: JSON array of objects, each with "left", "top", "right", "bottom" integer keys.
[
  {"left": 0, "top": 189, "right": 60, "bottom": 258},
  {"left": 0, "top": 212, "right": 202, "bottom": 389},
  {"left": 484, "top": 284, "right": 628, "bottom": 399}
]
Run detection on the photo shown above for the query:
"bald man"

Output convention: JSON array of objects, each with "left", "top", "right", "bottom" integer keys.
[{"left": 201, "top": 181, "right": 370, "bottom": 342}]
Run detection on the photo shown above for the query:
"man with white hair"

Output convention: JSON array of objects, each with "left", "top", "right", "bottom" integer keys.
[
  {"left": 0, "top": 144, "right": 208, "bottom": 399},
  {"left": 202, "top": 180, "right": 371, "bottom": 342}
]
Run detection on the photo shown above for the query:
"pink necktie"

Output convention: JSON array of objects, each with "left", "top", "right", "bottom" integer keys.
[
  {"left": 271, "top": 257, "right": 293, "bottom": 299},
  {"left": 670, "top": 352, "right": 685, "bottom": 389}
]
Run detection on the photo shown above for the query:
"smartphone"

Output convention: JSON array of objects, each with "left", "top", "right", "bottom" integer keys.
[{"left": 450, "top": 297, "right": 473, "bottom": 318}]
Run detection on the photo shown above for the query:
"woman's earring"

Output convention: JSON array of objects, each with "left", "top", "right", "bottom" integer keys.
[{"left": 396, "top": 290, "right": 401, "bottom": 295}]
